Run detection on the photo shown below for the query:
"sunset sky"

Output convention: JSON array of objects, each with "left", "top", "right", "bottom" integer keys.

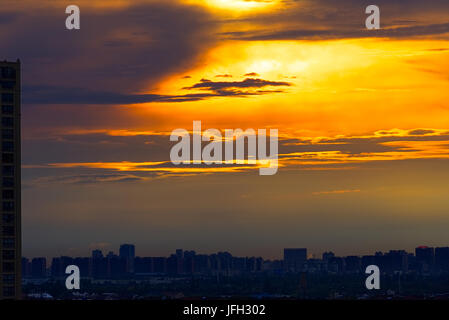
[{"left": 2, "top": 0, "right": 449, "bottom": 259}]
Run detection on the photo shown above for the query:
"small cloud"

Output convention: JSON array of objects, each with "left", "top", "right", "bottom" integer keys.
[
  {"left": 312, "top": 189, "right": 361, "bottom": 196},
  {"left": 184, "top": 77, "right": 291, "bottom": 91},
  {"left": 426, "top": 48, "right": 449, "bottom": 52},
  {"left": 408, "top": 129, "right": 435, "bottom": 136},
  {"left": 27, "top": 173, "right": 148, "bottom": 185},
  {"left": 215, "top": 74, "right": 233, "bottom": 78},
  {"left": 244, "top": 72, "right": 260, "bottom": 77},
  {"left": 182, "top": 75, "right": 192, "bottom": 79},
  {"left": 103, "top": 40, "right": 130, "bottom": 47}
]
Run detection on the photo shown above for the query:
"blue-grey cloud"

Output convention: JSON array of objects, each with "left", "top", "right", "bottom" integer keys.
[
  {"left": 222, "top": 23, "right": 449, "bottom": 41},
  {"left": 1, "top": 3, "right": 217, "bottom": 94},
  {"left": 23, "top": 77, "right": 291, "bottom": 104},
  {"left": 220, "top": 0, "right": 449, "bottom": 41}
]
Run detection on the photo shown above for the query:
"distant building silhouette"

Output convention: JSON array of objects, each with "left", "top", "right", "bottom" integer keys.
[
  {"left": 21, "top": 243, "right": 449, "bottom": 283},
  {"left": 322, "top": 252, "right": 335, "bottom": 262},
  {"left": 21, "top": 257, "right": 31, "bottom": 278},
  {"left": 51, "top": 256, "right": 73, "bottom": 278},
  {"left": 345, "top": 256, "right": 361, "bottom": 273},
  {"left": 284, "top": 248, "right": 307, "bottom": 272},
  {"left": 92, "top": 249, "right": 103, "bottom": 259},
  {"left": 435, "top": 247, "right": 449, "bottom": 271},
  {"left": 31, "top": 258, "right": 47, "bottom": 278},
  {"left": 416, "top": 246, "right": 435, "bottom": 273},
  {"left": 119, "top": 244, "right": 135, "bottom": 274},
  {"left": 91, "top": 250, "right": 107, "bottom": 279},
  {"left": 73, "top": 257, "right": 90, "bottom": 278},
  {"left": 107, "top": 251, "right": 126, "bottom": 278}
]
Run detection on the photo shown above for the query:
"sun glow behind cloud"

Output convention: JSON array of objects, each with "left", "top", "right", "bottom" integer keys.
[
  {"left": 11, "top": 0, "right": 449, "bottom": 257},
  {"left": 145, "top": 38, "right": 449, "bottom": 139},
  {"left": 184, "top": 0, "right": 278, "bottom": 11}
]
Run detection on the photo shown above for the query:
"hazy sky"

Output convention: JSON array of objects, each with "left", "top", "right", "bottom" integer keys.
[{"left": 2, "top": 0, "right": 449, "bottom": 259}]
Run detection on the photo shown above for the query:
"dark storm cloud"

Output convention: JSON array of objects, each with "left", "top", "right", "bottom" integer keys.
[
  {"left": 278, "top": 130, "right": 449, "bottom": 163},
  {"left": 183, "top": 78, "right": 291, "bottom": 90},
  {"left": 244, "top": 72, "right": 259, "bottom": 77},
  {"left": 314, "top": 132, "right": 449, "bottom": 146},
  {"left": 5, "top": 0, "right": 447, "bottom": 106},
  {"left": 26, "top": 173, "right": 148, "bottom": 186},
  {"left": 23, "top": 80, "right": 290, "bottom": 105},
  {"left": 222, "top": 0, "right": 449, "bottom": 41},
  {"left": 408, "top": 129, "right": 436, "bottom": 136},
  {"left": 1, "top": 2, "right": 217, "bottom": 95},
  {"left": 22, "top": 85, "right": 164, "bottom": 104},
  {"left": 22, "top": 132, "right": 171, "bottom": 164},
  {"left": 222, "top": 23, "right": 449, "bottom": 41},
  {"left": 23, "top": 127, "right": 449, "bottom": 172},
  {"left": 279, "top": 137, "right": 397, "bottom": 156}
]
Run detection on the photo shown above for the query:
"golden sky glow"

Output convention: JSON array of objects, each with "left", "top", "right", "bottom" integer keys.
[
  {"left": 183, "top": 0, "right": 278, "bottom": 12},
  {"left": 26, "top": 36, "right": 449, "bottom": 175},
  {"left": 143, "top": 38, "right": 449, "bottom": 139},
  {"left": 7, "top": 0, "right": 449, "bottom": 256}
]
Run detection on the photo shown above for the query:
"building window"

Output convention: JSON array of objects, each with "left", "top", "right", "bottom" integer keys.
[
  {"left": 2, "top": 250, "right": 15, "bottom": 260},
  {"left": 2, "top": 165, "right": 14, "bottom": 176},
  {"left": 3, "top": 274, "right": 15, "bottom": 284},
  {"left": 2, "top": 141, "right": 13, "bottom": 152},
  {"left": 1, "top": 93, "right": 14, "bottom": 103},
  {"left": 2, "top": 238, "right": 15, "bottom": 248},
  {"left": 1, "top": 67, "right": 16, "bottom": 79},
  {"left": 2, "top": 153, "right": 13, "bottom": 163},
  {"left": 0, "top": 81, "right": 15, "bottom": 89},
  {"left": 2, "top": 177, "right": 14, "bottom": 187},
  {"left": 2, "top": 226, "right": 15, "bottom": 236},
  {"left": 2, "top": 202, "right": 14, "bottom": 212},
  {"left": 1, "top": 117, "right": 14, "bottom": 127},
  {"left": 2, "top": 189, "right": 14, "bottom": 199},
  {"left": 2, "top": 286, "right": 15, "bottom": 297},
  {"left": 2, "top": 214, "right": 14, "bottom": 224},
  {"left": 2, "top": 129, "right": 13, "bottom": 140},
  {"left": 1, "top": 105, "right": 13, "bottom": 114},
  {"left": 2, "top": 262, "right": 15, "bottom": 273}
]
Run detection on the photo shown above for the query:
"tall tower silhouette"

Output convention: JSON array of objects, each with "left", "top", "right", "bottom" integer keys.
[{"left": 0, "top": 60, "right": 21, "bottom": 299}]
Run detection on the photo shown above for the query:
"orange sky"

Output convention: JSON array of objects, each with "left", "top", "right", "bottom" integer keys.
[{"left": 5, "top": 0, "right": 449, "bottom": 257}]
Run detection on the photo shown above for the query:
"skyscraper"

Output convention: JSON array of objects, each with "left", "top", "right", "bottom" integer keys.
[
  {"left": 284, "top": 248, "right": 307, "bottom": 272},
  {"left": 31, "top": 258, "right": 47, "bottom": 279},
  {"left": 435, "top": 247, "right": 449, "bottom": 271},
  {"left": 415, "top": 246, "right": 435, "bottom": 273},
  {"left": 119, "top": 244, "right": 135, "bottom": 274},
  {"left": 0, "top": 60, "right": 21, "bottom": 299}
]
